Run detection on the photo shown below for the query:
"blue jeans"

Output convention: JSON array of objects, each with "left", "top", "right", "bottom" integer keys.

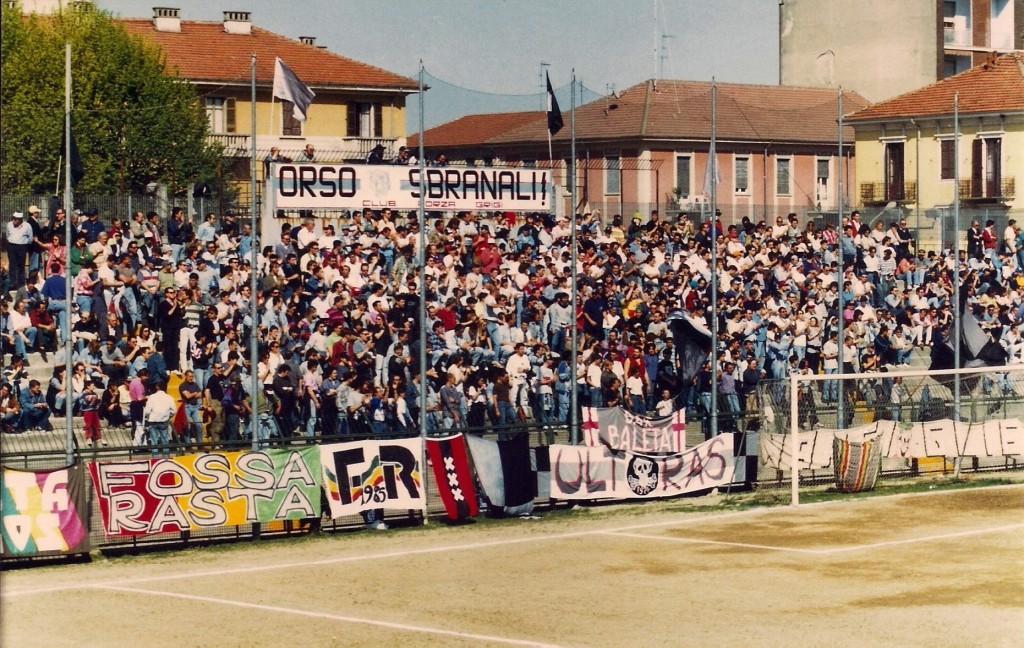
[
  {"left": 824, "top": 367, "right": 839, "bottom": 402},
  {"left": 184, "top": 404, "right": 203, "bottom": 442},
  {"left": 48, "top": 300, "right": 68, "bottom": 344},
  {"left": 589, "top": 386, "right": 603, "bottom": 407},
  {"left": 148, "top": 421, "right": 170, "bottom": 457},
  {"left": 13, "top": 327, "right": 37, "bottom": 356}
]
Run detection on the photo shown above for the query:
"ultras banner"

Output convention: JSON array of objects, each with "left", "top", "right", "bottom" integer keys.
[
  {"left": 582, "top": 406, "right": 686, "bottom": 453},
  {"left": 320, "top": 438, "right": 425, "bottom": 519},
  {"left": 88, "top": 448, "right": 321, "bottom": 536},
  {"left": 270, "top": 162, "right": 553, "bottom": 212},
  {"left": 1, "top": 464, "right": 90, "bottom": 557},
  {"left": 549, "top": 433, "right": 736, "bottom": 501}
]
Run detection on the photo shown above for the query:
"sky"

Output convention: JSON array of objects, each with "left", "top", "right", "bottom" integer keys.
[{"left": 96, "top": 0, "right": 780, "bottom": 127}]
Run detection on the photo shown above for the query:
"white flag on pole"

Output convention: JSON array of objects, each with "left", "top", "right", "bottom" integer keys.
[{"left": 273, "top": 57, "right": 316, "bottom": 122}]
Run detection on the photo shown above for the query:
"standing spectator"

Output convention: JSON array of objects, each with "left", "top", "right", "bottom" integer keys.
[
  {"left": 143, "top": 381, "right": 176, "bottom": 458},
  {"left": 129, "top": 369, "right": 148, "bottom": 446},
  {"left": 6, "top": 211, "right": 33, "bottom": 290},
  {"left": 179, "top": 370, "right": 203, "bottom": 448},
  {"left": 80, "top": 380, "right": 103, "bottom": 447}
]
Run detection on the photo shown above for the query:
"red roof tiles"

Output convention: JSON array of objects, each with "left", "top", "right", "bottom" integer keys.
[
  {"left": 467, "top": 80, "right": 868, "bottom": 146},
  {"left": 408, "top": 111, "right": 545, "bottom": 149},
  {"left": 119, "top": 20, "right": 417, "bottom": 91},
  {"left": 846, "top": 53, "right": 1024, "bottom": 122}
]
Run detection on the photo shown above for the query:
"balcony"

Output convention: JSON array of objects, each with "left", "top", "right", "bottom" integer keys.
[
  {"left": 208, "top": 133, "right": 251, "bottom": 156},
  {"left": 943, "top": 28, "right": 971, "bottom": 47},
  {"left": 346, "top": 137, "right": 397, "bottom": 159},
  {"left": 958, "top": 177, "right": 1016, "bottom": 203},
  {"left": 859, "top": 181, "right": 917, "bottom": 206}
]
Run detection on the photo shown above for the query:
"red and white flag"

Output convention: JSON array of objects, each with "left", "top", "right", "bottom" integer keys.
[{"left": 427, "top": 434, "right": 478, "bottom": 521}]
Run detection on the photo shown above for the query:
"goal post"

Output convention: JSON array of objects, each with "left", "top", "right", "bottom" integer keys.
[{"left": 785, "top": 364, "right": 1024, "bottom": 505}]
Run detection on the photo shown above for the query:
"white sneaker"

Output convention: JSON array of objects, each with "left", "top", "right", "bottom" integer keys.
[
  {"left": 85, "top": 440, "right": 93, "bottom": 447},
  {"left": 370, "top": 521, "right": 388, "bottom": 531}
]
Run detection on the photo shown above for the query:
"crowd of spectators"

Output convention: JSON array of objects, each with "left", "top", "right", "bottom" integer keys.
[{"left": 3, "top": 194, "right": 1023, "bottom": 445}]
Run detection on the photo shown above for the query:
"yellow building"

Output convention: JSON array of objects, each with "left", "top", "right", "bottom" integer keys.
[
  {"left": 120, "top": 8, "right": 418, "bottom": 206},
  {"left": 846, "top": 53, "right": 1023, "bottom": 250}
]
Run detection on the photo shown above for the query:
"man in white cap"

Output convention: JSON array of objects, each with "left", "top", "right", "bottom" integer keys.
[{"left": 6, "top": 211, "right": 33, "bottom": 289}]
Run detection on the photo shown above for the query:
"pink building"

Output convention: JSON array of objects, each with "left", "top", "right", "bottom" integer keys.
[{"left": 410, "top": 80, "right": 869, "bottom": 226}]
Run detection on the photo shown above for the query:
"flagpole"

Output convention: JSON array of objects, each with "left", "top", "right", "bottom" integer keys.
[
  {"left": 569, "top": 71, "right": 579, "bottom": 445},
  {"left": 836, "top": 88, "right": 845, "bottom": 429},
  {"left": 709, "top": 78, "right": 718, "bottom": 438},
  {"left": 417, "top": 61, "right": 429, "bottom": 518},
  {"left": 250, "top": 53, "right": 260, "bottom": 451},
  {"left": 953, "top": 92, "right": 962, "bottom": 477},
  {"left": 64, "top": 43, "right": 74, "bottom": 464}
]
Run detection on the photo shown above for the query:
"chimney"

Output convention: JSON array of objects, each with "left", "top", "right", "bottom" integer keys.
[
  {"left": 152, "top": 7, "right": 180, "bottom": 33},
  {"left": 223, "top": 10, "right": 251, "bottom": 35},
  {"left": 299, "top": 36, "right": 316, "bottom": 46}
]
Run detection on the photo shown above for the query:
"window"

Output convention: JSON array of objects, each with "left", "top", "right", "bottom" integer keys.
[
  {"left": 776, "top": 158, "right": 792, "bottom": 196},
  {"left": 281, "top": 101, "right": 302, "bottom": 137},
  {"left": 884, "top": 142, "right": 905, "bottom": 200},
  {"left": 205, "top": 97, "right": 236, "bottom": 134},
  {"left": 734, "top": 156, "right": 749, "bottom": 193},
  {"left": 675, "top": 155, "right": 691, "bottom": 198},
  {"left": 940, "top": 139, "right": 955, "bottom": 180},
  {"left": 347, "top": 102, "right": 383, "bottom": 138},
  {"left": 971, "top": 137, "right": 1003, "bottom": 198},
  {"left": 815, "top": 158, "right": 830, "bottom": 205},
  {"left": 605, "top": 155, "right": 620, "bottom": 195}
]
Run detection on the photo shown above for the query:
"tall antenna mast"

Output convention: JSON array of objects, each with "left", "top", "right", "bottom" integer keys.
[
  {"left": 540, "top": 62, "right": 550, "bottom": 110},
  {"left": 659, "top": 33, "right": 675, "bottom": 80}
]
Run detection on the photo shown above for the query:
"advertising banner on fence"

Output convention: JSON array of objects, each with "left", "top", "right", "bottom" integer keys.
[
  {"left": 549, "top": 433, "right": 736, "bottom": 501},
  {"left": 270, "top": 162, "right": 552, "bottom": 212},
  {"left": 320, "top": 438, "right": 425, "bottom": 519},
  {"left": 88, "top": 448, "right": 321, "bottom": 536},
  {"left": 582, "top": 406, "right": 685, "bottom": 454},
  {"left": 1, "top": 464, "right": 90, "bottom": 557}
]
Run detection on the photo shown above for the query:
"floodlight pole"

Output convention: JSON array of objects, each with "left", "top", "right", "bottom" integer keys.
[
  {"left": 709, "top": 79, "right": 718, "bottom": 438},
  {"left": 836, "top": 88, "right": 845, "bottom": 429},
  {"left": 953, "top": 93, "right": 963, "bottom": 478},
  {"left": 417, "top": 63, "right": 430, "bottom": 521},
  {"left": 64, "top": 43, "right": 74, "bottom": 464},
  {"left": 569, "top": 71, "right": 579, "bottom": 445},
  {"left": 250, "top": 54, "right": 259, "bottom": 451}
]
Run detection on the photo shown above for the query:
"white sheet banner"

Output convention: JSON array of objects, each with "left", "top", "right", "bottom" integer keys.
[
  {"left": 270, "top": 162, "right": 553, "bottom": 212},
  {"left": 319, "top": 438, "right": 425, "bottom": 519},
  {"left": 582, "top": 406, "right": 686, "bottom": 454},
  {"left": 549, "top": 433, "right": 736, "bottom": 501},
  {"left": 761, "top": 417, "right": 1024, "bottom": 470}
]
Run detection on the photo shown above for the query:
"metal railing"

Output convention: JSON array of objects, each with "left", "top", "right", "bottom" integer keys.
[
  {"left": 958, "top": 176, "right": 1015, "bottom": 202},
  {"left": 859, "top": 181, "right": 917, "bottom": 205}
]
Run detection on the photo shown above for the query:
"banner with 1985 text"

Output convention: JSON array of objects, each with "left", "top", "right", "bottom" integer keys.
[{"left": 320, "top": 438, "right": 425, "bottom": 519}]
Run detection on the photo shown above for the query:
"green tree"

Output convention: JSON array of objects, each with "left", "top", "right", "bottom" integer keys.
[{"left": 0, "top": 3, "right": 221, "bottom": 195}]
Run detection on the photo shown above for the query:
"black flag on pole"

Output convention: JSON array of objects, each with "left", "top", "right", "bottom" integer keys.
[{"left": 546, "top": 72, "right": 563, "bottom": 135}]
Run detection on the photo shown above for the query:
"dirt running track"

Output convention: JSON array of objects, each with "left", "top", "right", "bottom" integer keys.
[{"left": 2, "top": 485, "right": 1023, "bottom": 647}]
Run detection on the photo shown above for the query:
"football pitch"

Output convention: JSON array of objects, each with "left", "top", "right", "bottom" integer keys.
[{"left": 2, "top": 484, "right": 1022, "bottom": 647}]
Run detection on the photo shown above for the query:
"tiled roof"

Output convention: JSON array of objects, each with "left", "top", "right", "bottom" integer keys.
[
  {"left": 119, "top": 20, "right": 417, "bottom": 91},
  {"left": 846, "top": 53, "right": 1024, "bottom": 122},
  {"left": 408, "top": 111, "right": 545, "bottom": 149},
  {"left": 466, "top": 80, "right": 869, "bottom": 146}
]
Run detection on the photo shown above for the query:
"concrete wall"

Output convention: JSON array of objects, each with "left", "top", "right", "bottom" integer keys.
[{"left": 780, "top": 0, "right": 940, "bottom": 102}]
